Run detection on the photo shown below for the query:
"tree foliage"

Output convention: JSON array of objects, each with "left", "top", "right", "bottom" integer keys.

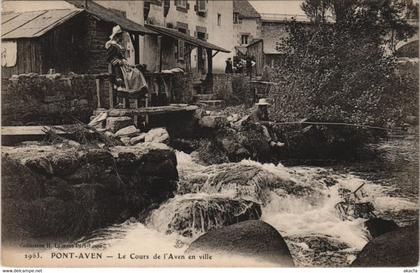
[{"left": 270, "top": 0, "right": 416, "bottom": 128}]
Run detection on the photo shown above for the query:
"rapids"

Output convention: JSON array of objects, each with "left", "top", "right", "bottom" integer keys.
[{"left": 70, "top": 138, "right": 418, "bottom": 267}]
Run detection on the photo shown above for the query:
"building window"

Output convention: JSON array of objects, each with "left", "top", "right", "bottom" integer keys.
[
  {"left": 241, "top": 34, "right": 249, "bottom": 45},
  {"left": 197, "top": 0, "right": 207, "bottom": 12},
  {"left": 233, "top": 12, "right": 240, "bottom": 24},
  {"left": 177, "top": 39, "right": 185, "bottom": 61},
  {"left": 177, "top": 27, "right": 187, "bottom": 61},
  {"left": 176, "top": 0, "right": 187, "bottom": 8},
  {"left": 217, "top": 13, "right": 221, "bottom": 26}
]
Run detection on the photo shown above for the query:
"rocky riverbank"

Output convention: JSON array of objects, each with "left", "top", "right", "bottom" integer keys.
[{"left": 2, "top": 142, "right": 178, "bottom": 243}]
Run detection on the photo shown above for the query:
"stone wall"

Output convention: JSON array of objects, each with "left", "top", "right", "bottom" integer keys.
[
  {"left": 2, "top": 143, "right": 178, "bottom": 242},
  {"left": 171, "top": 72, "right": 195, "bottom": 104},
  {"left": 231, "top": 74, "right": 252, "bottom": 106},
  {"left": 1, "top": 73, "right": 97, "bottom": 126}
]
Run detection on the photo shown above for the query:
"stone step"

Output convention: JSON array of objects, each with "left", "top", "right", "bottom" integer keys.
[
  {"left": 196, "top": 100, "right": 225, "bottom": 110},
  {"left": 194, "top": 94, "right": 215, "bottom": 101}
]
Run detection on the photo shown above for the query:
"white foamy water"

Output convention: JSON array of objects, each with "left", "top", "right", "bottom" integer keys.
[
  {"left": 64, "top": 150, "right": 417, "bottom": 267},
  {"left": 172, "top": 151, "right": 418, "bottom": 265}
]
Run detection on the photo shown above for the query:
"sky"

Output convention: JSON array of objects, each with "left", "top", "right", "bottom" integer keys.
[
  {"left": 2, "top": 0, "right": 307, "bottom": 17},
  {"left": 2, "top": 1, "right": 74, "bottom": 12},
  {"left": 249, "top": 0, "right": 305, "bottom": 16}
]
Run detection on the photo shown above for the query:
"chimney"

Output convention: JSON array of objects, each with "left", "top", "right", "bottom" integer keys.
[{"left": 84, "top": 0, "right": 88, "bottom": 9}]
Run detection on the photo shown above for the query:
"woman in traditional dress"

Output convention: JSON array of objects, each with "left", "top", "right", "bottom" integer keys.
[{"left": 105, "top": 25, "right": 147, "bottom": 92}]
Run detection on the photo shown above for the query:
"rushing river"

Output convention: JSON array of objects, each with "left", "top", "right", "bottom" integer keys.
[{"left": 74, "top": 137, "right": 418, "bottom": 267}]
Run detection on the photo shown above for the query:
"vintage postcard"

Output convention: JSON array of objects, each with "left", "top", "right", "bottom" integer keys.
[{"left": 1, "top": 0, "right": 419, "bottom": 269}]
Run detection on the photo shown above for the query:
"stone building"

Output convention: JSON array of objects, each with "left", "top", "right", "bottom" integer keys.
[
  {"left": 98, "top": 0, "right": 233, "bottom": 75},
  {"left": 232, "top": 0, "right": 261, "bottom": 57},
  {"left": 244, "top": 1, "right": 311, "bottom": 75}
]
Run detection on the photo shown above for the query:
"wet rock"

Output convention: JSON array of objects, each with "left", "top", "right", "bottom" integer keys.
[
  {"left": 227, "top": 113, "right": 240, "bottom": 123},
  {"left": 45, "top": 178, "right": 74, "bottom": 201},
  {"left": 186, "top": 220, "right": 295, "bottom": 267},
  {"left": 147, "top": 194, "right": 261, "bottom": 237},
  {"left": 24, "top": 157, "right": 53, "bottom": 175},
  {"left": 120, "top": 136, "right": 131, "bottom": 146},
  {"left": 287, "top": 234, "right": 354, "bottom": 267},
  {"left": 364, "top": 218, "right": 399, "bottom": 238},
  {"left": 144, "top": 128, "right": 170, "bottom": 143},
  {"left": 353, "top": 202, "right": 375, "bottom": 219},
  {"left": 104, "top": 131, "right": 115, "bottom": 138},
  {"left": 352, "top": 222, "right": 419, "bottom": 267},
  {"left": 106, "top": 117, "right": 133, "bottom": 133},
  {"left": 115, "top": 125, "right": 140, "bottom": 137},
  {"left": 169, "top": 138, "right": 198, "bottom": 153},
  {"left": 323, "top": 177, "right": 338, "bottom": 187},
  {"left": 130, "top": 133, "right": 146, "bottom": 145},
  {"left": 81, "top": 149, "right": 114, "bottom": 166},
  {"left": 199, "top": 115, "right": 227, "bottom": 129},
  {"left": 48, "top": 152, "right": 80, "bottom": 176},
  {"left": 2, "top": 156, "right": 42, "bottom": 200},
  {"left": 304, "top": 235, "right": 350, "bottom": 252}
]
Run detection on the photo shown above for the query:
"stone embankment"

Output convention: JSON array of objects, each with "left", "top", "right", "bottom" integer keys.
[{"left": 2, "top": 142, "right": 178, "bottom": 242}]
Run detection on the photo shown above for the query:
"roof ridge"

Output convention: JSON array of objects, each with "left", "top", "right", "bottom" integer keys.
[
  {"left": 1, "top": 8, "right": 80, "bottom": 15},
  {"left": 234, "top": 0, "right": 261, "bottom": 18}
]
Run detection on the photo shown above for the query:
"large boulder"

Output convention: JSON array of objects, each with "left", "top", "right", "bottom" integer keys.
[
  {"left": 186, "top": 220, "right": 295, "bottom": 267},
  {"left": 1, "top": 143, "right": 178, "bottom": 242},
  {"left": 147, "top": 194, "right": 261, "bottom": 237},
  {"left": 352, "top": 222, "right": 419, "bottom": 267}
]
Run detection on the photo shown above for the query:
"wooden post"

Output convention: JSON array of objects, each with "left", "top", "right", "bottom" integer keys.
[
  {"left": 133, "top": 35, "right": 140, "bottom": 65},
  {"left": 129, "top": 33, "right": 140, "bottom": 65},
  {"left": 207, "top": 48, "right": 213, "bottom": 76},
  {"left": 95, "top": 78, "right": 101, "bottom": 108},
  {"left": 158, "top": 35, "right": 163, "bottom": 72},
  {"left": 108, "top": 64, "right": 115, "bottom": 109},
  {"left": 207, "top": 48, "right": 213, "bottom": 92},
  {"left": 134, "top": 99, "right": 139, "bottom": 127}
]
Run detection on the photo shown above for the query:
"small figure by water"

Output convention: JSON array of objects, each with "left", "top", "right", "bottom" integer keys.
[
  {"left": 225, "top": 57, "right": 233, "bottom": 74},
  {"left": 105, "top": 25, "right": 147, "bottom": 92},
  {"left": 249, "top": 98, "right": 285, "bottom": 148}
]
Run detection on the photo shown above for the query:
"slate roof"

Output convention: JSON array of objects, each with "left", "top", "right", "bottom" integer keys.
[
  {"left": 233, "top": 0, "right": 260, "bottom": 19},
  {"left": 2, "top": 0, "right": 157, "bottom": 40}
]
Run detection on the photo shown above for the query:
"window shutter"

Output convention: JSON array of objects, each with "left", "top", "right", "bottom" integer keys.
[{"left": 205, "top": 33, "right": 209, "bottom": 40}]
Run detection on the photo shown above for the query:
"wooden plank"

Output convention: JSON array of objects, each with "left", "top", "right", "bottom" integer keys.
[{"left": 1, "top": 125, "right": 75, "bottom": 136}]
